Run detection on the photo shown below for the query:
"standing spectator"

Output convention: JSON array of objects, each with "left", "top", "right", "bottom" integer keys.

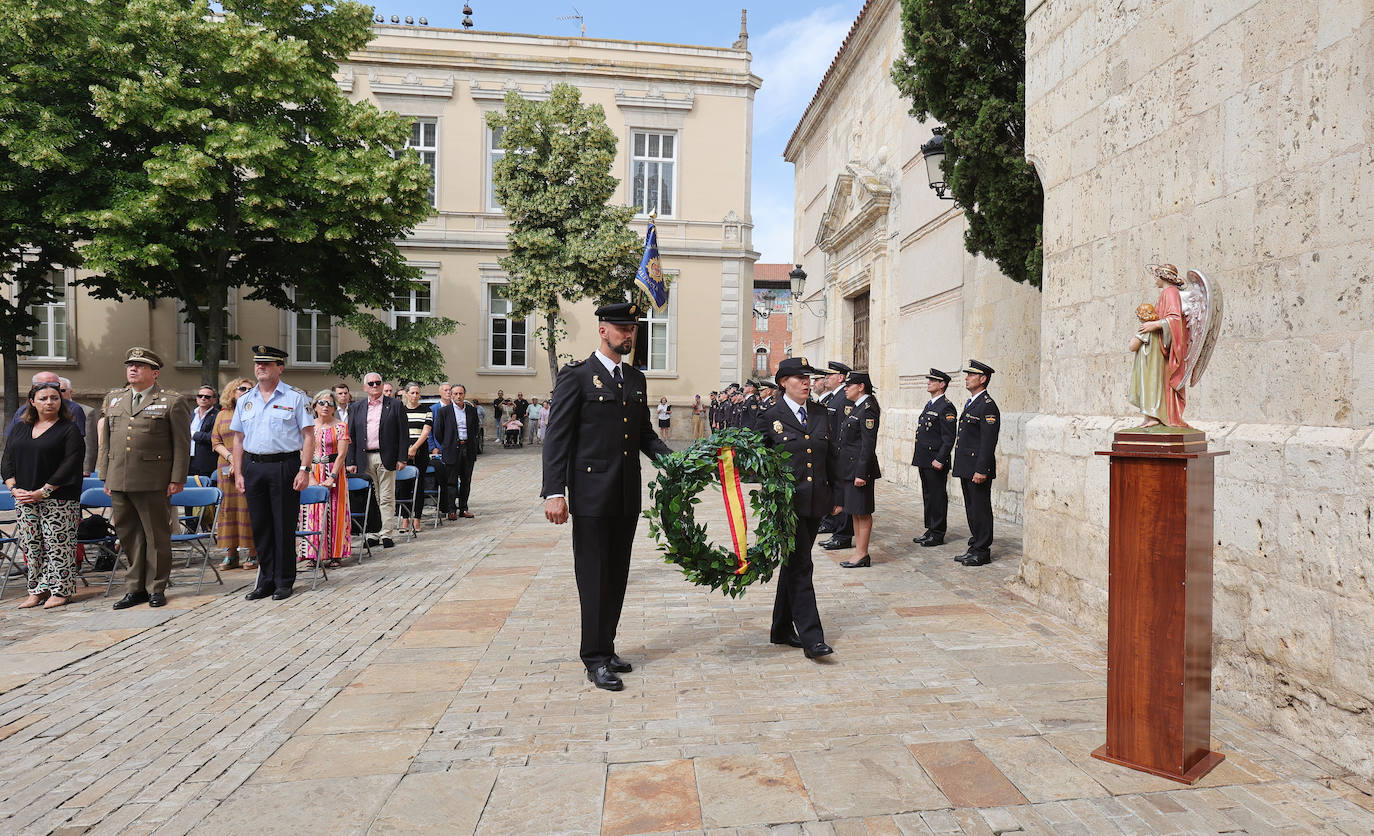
[
  {"left": 381, "top": 382, "right": 394, "bottom": 399},
  {"left": 536, "top": 398, "right": 551, "bottom": 444},
  {"left": 3, "top": 382, "right": 84, "bottom": 609},
  {"left": 656, "top": 397, "right": 672, "bottom": 433},
  {"left": 100, "top": 348, "right": 191, "bottom": 610},
  {"left": 692, "top": 394, "right": 707, "bottom": 439},
  {"left": 397, "top": 383, "right": 433, "bottom": 534},
  {"left": 299, "top": 390, "right": 350, "bottom": 568},
  {"left": 187, "top": 385, "right": 221, "bottom": 478},
  {"left": 333, "top": 382, "right": 353, "bottom": 424},
  {"left": 513, "top": 392, "right": 529, "bottom": 447},
  {"left": 345, "top": 372, "right": 405, "bottom": 548},
  {"left": 7, "top": 372, "right": 87, "bottom": 438},
  {"left": 231, "top": 346, "right": 315, "bottom": 601},
  {"left": 428, "top": 383, "right": 453, "bottom": 515},
  {"left": 59, "top": 376, "right": 99, "bottom": 477},
  {"left": 433, "top": 384, "right": 480, "bottom": 519},
  {"left": 493, "top": 389, "right": 506, "bottom": 439},
  {"left": 213, "top": 379, "right": 256, "bottom": 570},
  {"left": 472, "top": 399, "right": 487, "bottom": 450},
  {"left": 525, "top": 399, "right": 542, "bottom": 446}
]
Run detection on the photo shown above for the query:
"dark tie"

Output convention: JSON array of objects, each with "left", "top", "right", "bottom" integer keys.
[
  {"left": 798, "top": 406, "right": 806, "bottom": 424},
  {"left": 612, "top": 365, "right": 623, "bottom": 387}
]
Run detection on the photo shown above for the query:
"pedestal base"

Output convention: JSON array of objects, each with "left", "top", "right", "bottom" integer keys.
[{"left": 1092, "top": 744, "right": 1225, "bottom": 785}]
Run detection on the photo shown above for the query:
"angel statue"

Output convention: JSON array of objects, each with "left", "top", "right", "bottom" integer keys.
[{"left": 1126, "top": 263, "right": 1222, "bottom": 428}]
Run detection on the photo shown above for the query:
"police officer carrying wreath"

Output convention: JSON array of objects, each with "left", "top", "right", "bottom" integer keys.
[
  {"left": 231, "top": 346, "right": 315, "bottom": 600},
  {"left": 912, "top": 369, "right": 958, "bottom": 547},
  {"left": 541, "top": 302, "right": 672, "bottom": 692},
  {"left": 953, "top": 360, "right": 999, "bottom": 566},
  {"left": 102, "top": 348, "right": 191, "bottom": 610}
]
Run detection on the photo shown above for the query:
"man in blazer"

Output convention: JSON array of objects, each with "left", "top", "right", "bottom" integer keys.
[
  {"left": 912, "top": 369, "right": 958, "bottom": 547},
  {"left": 188, "top": 384, "right": 221, "bottom": 478},
  {"left": 100, "top": 347, "right": 191, "bottom": 609},
  {"left": 346, "top": 372, "right": 406, "bottom": 548},
  {"left": 756, "top": 357, "right": 839, "bottom": 660},
  {"left": 432, "top": 383, "right": 481, "bottom": 519},
  {"left": 541, "top": 302, "right": 673, "bottom": 692},
  {"left": 952, "top": 360, "right": 1000, "bottom": 566}
]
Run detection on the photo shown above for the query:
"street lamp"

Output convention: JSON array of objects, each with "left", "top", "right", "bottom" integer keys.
[
  {"left": 788, "top": 264, "right": 826, "bottom": 317},
  {"left": 921, "top": 127, "right": 954, "bottom": 200}
]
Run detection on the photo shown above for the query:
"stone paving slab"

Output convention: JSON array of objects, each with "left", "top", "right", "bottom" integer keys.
[{"left": 0, "top": 447, "right": 1372, "bottom": 834}]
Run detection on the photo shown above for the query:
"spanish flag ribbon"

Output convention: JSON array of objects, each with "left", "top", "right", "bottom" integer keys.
[{"left": 716, "top": 446, "right": 750, "bottom": 575}]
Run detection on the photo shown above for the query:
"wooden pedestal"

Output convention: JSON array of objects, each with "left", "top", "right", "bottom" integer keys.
[{"left": 1091, "top": 431, "right": 1227, "bottom": 784}]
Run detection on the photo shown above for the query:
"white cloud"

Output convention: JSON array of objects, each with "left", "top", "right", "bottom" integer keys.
[{"left": 751, "top": 5, "right": 858, "bottom": 126}]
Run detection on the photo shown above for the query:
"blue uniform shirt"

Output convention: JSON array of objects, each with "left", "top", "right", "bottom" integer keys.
[{"left": 230, "top": 381, "right": 313, "bottom": 454}]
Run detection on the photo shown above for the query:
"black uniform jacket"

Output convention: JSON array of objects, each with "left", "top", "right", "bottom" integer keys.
[
  {"left": 345, "top": 396, "right": 406, "bottom": 471},
  {"left": 952, "top": 390, "right": 1000, "bottom": 480},
  {"left": 740, "top": 394, "right": 761, "bottom": 430},
  {"left": 835, "top": 396, "right": 882, "bottom": 482},
  {"left": 756, "top": 399, "right": 838, "bottom": 518},
  {"left": 911, "top": 395, "right": 957, "bottom": 469},
  {"left": 432, "top": 401, "right": 481, "bottom": 466},
  {"left": 541, "top": 353, "right": 672, "bottom": 517}
]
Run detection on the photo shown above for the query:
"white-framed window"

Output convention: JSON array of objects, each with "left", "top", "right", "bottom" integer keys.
[
  {"left": 631, "top": 130, "right": 676, "bottom": 217},
  {"left": 178, "top": 300, "right": 236, "bottom": 365},
  {"left": 288, "top": 292, "right": 334, "bottom": 366},
  {"left": 486, "top": 125, "right": 505, "bottom": 212},
  {"left": 754, "top": 347, "right": 769, "bottom": 375},
  {"left": 635, "top": 291, "right": 672, "bottom": 372},
  {"left": 24, "top": 271, "right": 69, "bottom": 361},
  {"left": 487, "top": 284, "right": 527, "bottom": 368},
  {"left": 406, "top": 119, "right": 438, "bottom": 206},
  {"left": 391, "top": 266, "right": 436, "bottom": 327}
]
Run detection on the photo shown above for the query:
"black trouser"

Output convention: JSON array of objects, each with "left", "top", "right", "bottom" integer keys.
[
  {"left": 243, "top": 457, "right": 300, "bottom": 592},
  {"left": 918, "top": 466, "right": 949, "bottom": 538},
  {"left": 432, "top": 460, "right": 453, "bottom": 514},
  {"left": 960, "top": 477, "right": 994, "bottom": 555},
  {"left": 772, "top": 515, "right": 824, "bottom": 646},
  {"left": 446, "top": 443, "right": 475, "bottom": 512},
  {"left": 572, "top": 513, "right": 638, "bottom": 669},
  {"left": 819, "top": 511, "right": 853, "bottom": 536}
]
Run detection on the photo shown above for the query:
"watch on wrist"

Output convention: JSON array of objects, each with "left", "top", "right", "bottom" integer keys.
[
  {"left": 40, "top": 487, "right": 52, "bottom": 499},
  {"left": 299, "top": 466, "right": 308, "bottom": 472}
]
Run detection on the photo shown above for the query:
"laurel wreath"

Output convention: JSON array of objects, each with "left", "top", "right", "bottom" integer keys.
[{"left": 644, "top": 427, "right": 796, "bottom": 598}]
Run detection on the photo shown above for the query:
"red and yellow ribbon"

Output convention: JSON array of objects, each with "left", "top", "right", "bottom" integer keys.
[{"left": 717, "top": 446, "right": 750, "bottom": 574}]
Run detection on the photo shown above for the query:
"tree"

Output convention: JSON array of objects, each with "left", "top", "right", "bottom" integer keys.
[
  {"left": 70, "top": 0, "right": 434, "bottom": 385},
  {"left": 328, "top": 313, "right": 457, "bottom": 386},
  {"left": 486, "top": 85, "right": 642, "bottom": 381},
  {"left": 891, "top": 0, "right": 1043, "bottom": 288}
]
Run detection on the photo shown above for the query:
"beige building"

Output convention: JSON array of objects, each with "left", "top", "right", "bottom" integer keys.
[
  {"left": 1023, "top": 3, "right": 1374, "bottom": 778},
  {"left": 17, "top": 22, "right": 760, "bottom": 432},
  {"left": 783, "top": 0, "right": 1042, "bottom": 521}
]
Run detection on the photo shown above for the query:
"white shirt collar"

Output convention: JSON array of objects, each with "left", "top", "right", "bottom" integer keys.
[
  {"left": 852, "top": 393, "right": 869, "bottom": 408},
  {"left": 782, "top": 394, "right": 807, "bottom": 415},
  {"left": 594, "top": 350, "right": 622, "bottom": 375}
]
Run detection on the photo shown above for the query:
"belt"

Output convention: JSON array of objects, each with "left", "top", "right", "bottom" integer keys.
[
  {"left": 246, "top": 452, "right": 296, "bottom": 463},
  {"left": 365, "top": 448, "right": 380, "bottom": 453}
]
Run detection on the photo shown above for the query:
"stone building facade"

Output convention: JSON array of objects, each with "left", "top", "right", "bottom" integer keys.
[
  {"left": 784, "top": 0, "right": 1042, "bottom": 522},
  {"left": 1024, "top": 1, "right": 1374, "bottom": 778},
  {"left": 16, "top": 23, "right": 759, "bottom": 426}
]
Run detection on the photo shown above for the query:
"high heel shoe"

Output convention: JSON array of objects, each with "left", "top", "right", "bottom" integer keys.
[{"left": 839, "top": 555, "right": 871, "bottom": 568}]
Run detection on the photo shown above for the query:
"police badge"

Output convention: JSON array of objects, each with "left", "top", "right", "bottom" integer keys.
[
  {"left": 772, "top": 420, "right": 783, "bottom": 434},
  {"left": 865, "top": 418, "right": 875, "bottom": 429},
  {"left": 844, "top": 405, "right": 853, "bottom": 415},
  {"left": 592, "top": 375, "right": 603, "bottom": 389}
]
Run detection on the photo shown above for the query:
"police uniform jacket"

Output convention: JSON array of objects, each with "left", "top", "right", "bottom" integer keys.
[
  {"left": 911, "top": 395, "right": 957, "bottom": 469},
  {"left": 952, "top": 391, "right": 1000, "bottom": 480},
  {"left": 541, "top": 354, "right": 672, "bottom": 517},
  {"left": 99, "top": 384, "right": 192, "bottom": 492},
  {"left": 740, "top": 394, "right": 761, "bottom": 430},
  {"left": 757, "top": 398, "right": 838, "bottom": 518},
  {"left": 835, "top": 396, "right": 882, "bottom": 482}
]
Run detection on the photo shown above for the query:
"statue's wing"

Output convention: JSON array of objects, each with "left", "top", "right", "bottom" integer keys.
[{"left": 1185, "top": 269, "right": 1223, "bottom": 386}]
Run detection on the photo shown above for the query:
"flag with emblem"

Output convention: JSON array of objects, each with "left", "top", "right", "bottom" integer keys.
[{"left": 635, "top": 220, "right": 669, "bottom": 312}]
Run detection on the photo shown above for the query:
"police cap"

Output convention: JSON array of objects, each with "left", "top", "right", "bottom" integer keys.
[
  {"left": 124, "top": 347, "right": 163, "bottom": 369},
  {"left": 252, "top": 345, "right": 289, "bottom": 365},
  {"left": 594, "top": 302, "right": 641, "bottom": 324},
  {"left": 924, "top": 368, "right": 951, "bottom": 384},
  {"left": 962, "top": 359, "right": 995, "bottom": 377},
  {"left": 827, "top": 361, "right": 853, "bottom": 375},
  {"left": 775, "top": 357, "right": 825, "bottom": 383},
  {"left": 844, "top": 370, "right": 876, "bottom": 392}
]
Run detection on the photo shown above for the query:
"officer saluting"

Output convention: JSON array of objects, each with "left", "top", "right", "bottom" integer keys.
[
  {"left": 102, "top": 348, "right": 191, "bottom": 610},
  {"left": 912, "top": 369, "right": 958, "bottom": 547},
  {"left": 231, "top": 346, "right": 315, "bottom": 600},
  {"left": 953, "top": 360, "right": 1000, "bottom": 566},
  {"left": 541, "top": 302, "right": 672, "bottom": 692}
]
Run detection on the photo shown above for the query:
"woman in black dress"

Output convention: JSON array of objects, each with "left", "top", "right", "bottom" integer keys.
[
  {"left": 834, "top": 371, "right": 881, "bottom": 569},
  {"left": 3, "top": 382, "right": 85, "bottom": 608},
  {"left": 397, "top": 383, "right": 433, "bottom": 533}
]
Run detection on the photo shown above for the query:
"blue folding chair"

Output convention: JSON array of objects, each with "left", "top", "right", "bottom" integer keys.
[
  {"left": 0, "top": 491, "right": 24, "bottom": 598},
  {"left": 347, "top": 476, "right": 373, "bottom": 562},
  {"left": 77, "top": 487, "right": 122, "bottom": 596},
  {"left": 423, "top": 463, "right": 443, "bottom": 530},
  {"left": 81, "top": 476, "right": 104, "bottom": 494},
  {"left": 176, "top": 474, "right": 216, "bottom": 534},
  {"left": 393, "top": 465, "right": 420, "bottom": 542},
  {"left": 295, "top": 485, "right": 330, "bottom": 590},
  {"left": 169, "top": 486, "right": 222, "bottom": 593}
]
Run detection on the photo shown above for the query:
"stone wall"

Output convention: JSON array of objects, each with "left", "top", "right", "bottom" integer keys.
[{"left": 1024, "top": 0, "right": 1374, "bottom": 778}]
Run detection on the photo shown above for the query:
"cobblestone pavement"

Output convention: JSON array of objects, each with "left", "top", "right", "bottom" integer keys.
[{"left": 2, "top": 446, "right": 1372, "bottom": 835}]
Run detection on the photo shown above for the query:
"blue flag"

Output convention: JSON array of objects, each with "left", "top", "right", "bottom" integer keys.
[{"left": 635, "top": 221, "right": 668, "bottom": 312}]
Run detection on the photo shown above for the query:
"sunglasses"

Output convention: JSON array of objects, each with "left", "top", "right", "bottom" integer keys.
[
  {"left": 315, "top": 400, "right": 335, "bottom": 407},
  {"left": 237, "top": 385, "right": 251, "bottom": 392},
  {"left": 364, "top": 380, "right": 382, "bottom": 386},
  {"left": 33, "top": 381, "right": 62, "bottom": 392},
  {"left": 196, "top": 393, "right": 216, "bottom": 399}
]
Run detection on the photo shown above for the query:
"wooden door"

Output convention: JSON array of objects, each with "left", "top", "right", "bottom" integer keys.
[{"left": 851, "top": 291, "right": 870, "bottom": 371}]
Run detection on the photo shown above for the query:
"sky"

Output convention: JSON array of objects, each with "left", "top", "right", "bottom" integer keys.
[{"left": 364, "top": 0, "right": 866, "bottom": 266}]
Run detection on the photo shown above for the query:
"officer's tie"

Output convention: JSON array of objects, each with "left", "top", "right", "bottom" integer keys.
[
  {"left": 612, "top": 364, "right": 624, "bottom": 403},
  {"left": 798, "top": 406, "right": 807, "bottom": 425},
  {"left": 132, "top": 392, "right": 142, "bottom": 410}
]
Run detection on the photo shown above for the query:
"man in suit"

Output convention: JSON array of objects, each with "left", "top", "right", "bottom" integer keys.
[
  {"left": 346, "top": 372, "right": 406, "bottom": 548},
  {"left": 188, "top": 384, "right": 221, "bottom": 478},
  {"left": 332, "top": 382, "right": 353, "bottom": 425},
  {"left": 817, "top": 361, "right": 855, "bottom": 549},
  {"left": 912, "top": 369, "right": 958, "bottom": 547},
  {"left": 100, "top": 348, "right": 191, "bottom": 609},
  {"left": 757, "top": 357, "right": 838, "bottom": 659},
  {"left": 953, "top": 360, "right": 1000, "bottom": 566},
  {"left": 541, "top": 302, "right": 672, "bottom": 692},
  {"left": 433, "top": 383, "right": 481, "bottom": 520}
]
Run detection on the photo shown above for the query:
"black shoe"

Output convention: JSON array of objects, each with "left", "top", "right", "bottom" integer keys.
[
  {"left": 587, "top": 665, "right": 624, "bottom": 691},
  {"left": 272, "top": 588, "right": 293, "bottom": 600},
  {"left": 607, "top": 655, "right": 633, "bottom": 673},
  {"left": 771, "top": 634, "right": 804, "bottom": 648},
  {"left": 818, "top": 523, "right": 838, "bottom": 535},
  {"left": 148, "top": 592, "right": 167, "bottom": 608},
  {"left": 364, "top": 537, "right": 380, "bottom": 547},
  {"left": 921, "top": 536, "right": 944, "bottom": 547},
  {"left": 245, "top": 588, "right": 275, "bottom": 601},
  {"left": 821, "top": 537, "right": 853, "bottom": 551},
  {"left": 112, "top": 591, "right": 149, "bottom": 610},
  {"left": 953, "top": 552, "right": 971, "bottom": 561},
  {"left": 960, "top": 553, "right": 991, "bottom": 566},
  {"left": 804, "top": 642, "right": 834, "bottom": 659},
  {"left": 839, "top": 555, "right": 871, "bottom": 568},
  {"left": 382, "top": 538, "right": 395, "bottom": 548}
]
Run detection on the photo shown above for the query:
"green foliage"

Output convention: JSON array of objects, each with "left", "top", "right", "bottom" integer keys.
[
  {"left": 329, "top": 313, "right": 458, "bottom": 385},
  {"left": 891, "top": 0, "right": 1043, "bottom": 288},
  {"left": 645, "top": 428, "right": 797, "bottom": 599},
  {"left": 486, "top": 85, "right": 642, "bottom": 380}
]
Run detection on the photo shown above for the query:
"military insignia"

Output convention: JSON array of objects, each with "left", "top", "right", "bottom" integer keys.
[
  {"left": 773, "top": 420, "right": 783, "bottom": 434},
  {"left": 844, "top": 406, "right": 853, "bottom": 415},
  {"left": 244, "top": 401, "right": 253, "bottom": 412},
  {"left": 945, "top": 414, "right": 955, "bottom": 420},
  {"left": 986, "top": 415, "right": 997, "bottom": 423},
  {"left": 865, "top": 418, "right": 875, "bottom": 429},
  {"left": 799, "top": 356, "right": 808, "bottom": 365},
  {"left": 593, "top": 375, "right": 603, "bottom": 389},
  {"left": 628, "top": 304, "right": 638, "bottom": 316}
]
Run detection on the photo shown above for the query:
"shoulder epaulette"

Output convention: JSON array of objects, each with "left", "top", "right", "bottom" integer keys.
[{"left": 565, "top": 359, "right": 585, "bottom": 368}]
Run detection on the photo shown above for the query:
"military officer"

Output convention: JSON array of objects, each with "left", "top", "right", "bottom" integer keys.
[
  {"left": 725, "top": 385, "right": 744, "bottom": 428},
  {"left": 541, "top": 302, "right": 673, "bottom": 692},
  {"left": 231, "top": 346, "right": 315, "bottom": 600},
  {"left": 834, "top": 371, "right": 881, "bottom": 568},
  {"left": 952, "top": 360, "right": 1000, "bottom": 566},
  {"left": 740, "top": 380, "right": 762, "bottom": 431},
  {"left": 818, "top": 361, "right": 855, "bottom": 549},
  {"left": 756, "top": 357, "right": 838, "bottom": 659},
  {"left": 757, "top": 379, "right": 778, "bottom": 415},
  {"left": 101, "top": 348, "right": 191, "bottom": 609},
  {"left": 912, "top": 369, "right": 958, "bottom": 547}
]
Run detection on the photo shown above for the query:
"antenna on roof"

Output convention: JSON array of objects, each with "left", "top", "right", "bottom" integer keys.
[{"left": 556, "top": 6, "right": 586, "bottom": 37}]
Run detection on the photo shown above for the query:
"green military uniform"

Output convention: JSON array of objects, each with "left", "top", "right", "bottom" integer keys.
[{"left": 99, "top": 348, "right": 191, "bottom": 600}]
